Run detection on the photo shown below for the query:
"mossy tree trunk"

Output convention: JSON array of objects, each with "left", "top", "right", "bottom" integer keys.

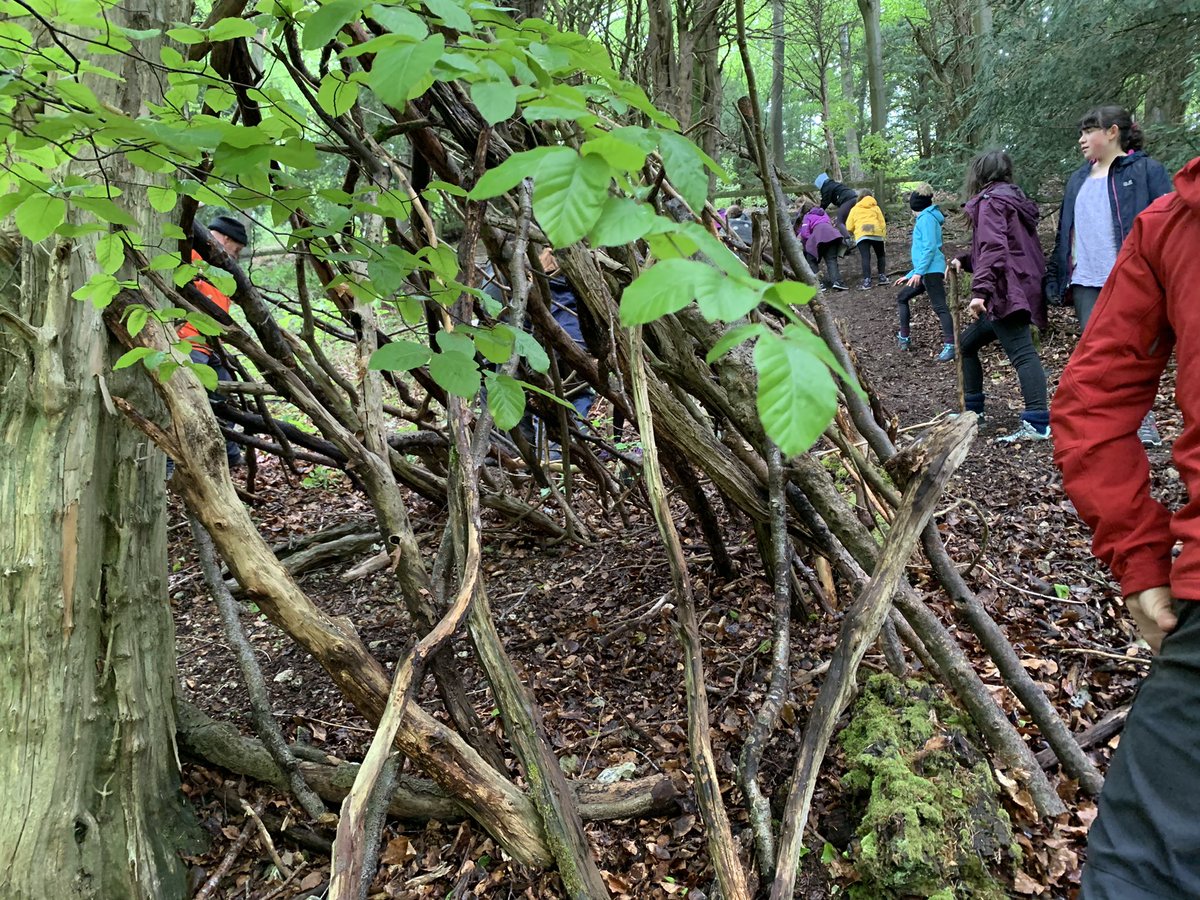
[{"left": 0, "top": 3, "right": 197, "bottom": 897}]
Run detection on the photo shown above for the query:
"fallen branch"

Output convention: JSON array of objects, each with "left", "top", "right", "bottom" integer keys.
[
  {"left": 1035, "top": 704, "right": 1131, "bottom": 769},
  {"left": 770, "top": 415, "right": 976, "bottom": 900}
]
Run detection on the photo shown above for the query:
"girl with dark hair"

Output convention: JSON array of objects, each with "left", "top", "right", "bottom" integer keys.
[
  {"left": 896, "top": 183, "right": 954, "bottom": 360},
  {"left": 1045, "top": 104, "right": 1173, "bottom": 446},
  {"left": 950, "top": 151, "right": 1051, "bottom": 444}
]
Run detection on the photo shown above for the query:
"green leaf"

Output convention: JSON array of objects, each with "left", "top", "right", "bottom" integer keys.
[
  {"left": 619, "top": 259, "right": 698, "bottom": 326},
  {"left": 469, "top": 146, "right": 554, "bottom": 200},
  {"left": 764, "top": 280, "right": 817, "bottom": 308},
  {"left": 532, "top": 149, "right": 611, "bottom": 247},
  {"left": 754, "top": 331, "right": 838, "bottom": 457},
  {"left": 318, "top": 71, "right": 360, "bottom": 117},
  {"left": 96, "top": 233, "right": 125, "bottom": 275},
  {"left": 472, "top": 325, "right": 515, "bottom": 364},
  {"left": 706, "top": 323, "right": 767, "bottom": 363},
  {"left": 423, "top": 0, "right": 473, "bottom": 31},
  {"left": 588, "top": 197, "right": 657, "bottom": 247},
  {"left": 694, "top": 270, "right": 766, "bottom": 321},
  {"left": 436, "top": 329, "right": 475, "bottom": 356},
  {"left": 186, "top": 312, "right": 224, "bottom": 337},
  {"left": 513, "top": 329, "right": 549, "bottom": 373},
  {"left": 470, "top": 78, "right": 517, "bottom": 126},
  {"left": 72, "top": 196, "right": 136, "bottom": 227},
  {"left": 303, "top": 0, "right": 364, "bottom": 49},
  {"left": 113, "top": 347, "right": 153, "bottom": 370},
  {"left": 126, "top": 306, "right": 148, "bottom": 337},
  {"left": 1054, "top": 583, "right": 1071, "bottom": 600},
  {"left": 429, "top": 350, "right": 480, "bottom": 398},
  {"left": 208, "top": 17, "right": 260, "bottom": 41},
  {"left": 14, "top": 194, "right": 66, "bottom": 242},
  {"left": 657, "top": 131, "right": 707, "bottom": 211},
  {"left": 147, "top": 185, "right": 177, "bottom": 213},
  {"left": 368, "top": 36, "right": 445, "bottom": 106},
  {"left": 581, "top": 134, "right": 647, "bottom": 173},
  {"left": 485, "top": 372, "right": 526, "bottom": 430},
  {"left": 368, "top": 5, "right": 428, "bottom": 39},
  {"left": 368, "top": 340, "right": 432, "bottom": 372},
  {"left": 71, "top": 272, "right": 121, "bottom": 308},
  {"left": 188, "top": 359, "right": 218, "bottom": 391}
]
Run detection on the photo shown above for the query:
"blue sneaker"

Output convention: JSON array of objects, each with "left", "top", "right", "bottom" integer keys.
[
  {"left": 896, "top": 332, "right": 912, "bottom": 351},
  {"left": 937, "top": 343, "right": 955, "bottom": 362}
]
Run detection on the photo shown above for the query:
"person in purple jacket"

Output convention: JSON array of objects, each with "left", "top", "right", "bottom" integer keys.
[
  {"left": 948, "top": 150, "right": 1050, "bottom": 444},
  {"left": 797, "top": 201, "right": 849, "bottom": 291}
]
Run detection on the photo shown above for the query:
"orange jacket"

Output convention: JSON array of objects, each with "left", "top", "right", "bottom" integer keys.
[
  {"left": 1053, "top": 157, "right": 1200, "bottom": 599},
  {"left": 178, "top": 249, "right": 231, "bottom": 354}
]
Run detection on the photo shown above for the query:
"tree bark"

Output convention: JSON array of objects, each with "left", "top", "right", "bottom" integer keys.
[
  {"left": 0, "top": 5, "right": 199, "bottom": 897},
  {"left": 838, "top": 25, "right": 865, "bottom": 181},
  {"left": 770, "top": 0, "right": 786, "bottom": 169}
]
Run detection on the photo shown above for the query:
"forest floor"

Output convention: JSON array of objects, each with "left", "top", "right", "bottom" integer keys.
[{"left": 169, "top": 224, "right": 1184, "bottom": 899}]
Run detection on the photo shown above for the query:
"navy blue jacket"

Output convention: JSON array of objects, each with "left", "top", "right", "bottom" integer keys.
[{"left": 1045, "top": 151, "right": 1173, "bottom": 300}]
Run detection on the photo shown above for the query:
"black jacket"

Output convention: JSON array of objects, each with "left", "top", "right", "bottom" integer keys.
[
  {"left": 819, "top": 178, "right": 859, "bottom": 211},
  {"left": 1045, "top": 151, "right": 1174, "bottom": 301}
]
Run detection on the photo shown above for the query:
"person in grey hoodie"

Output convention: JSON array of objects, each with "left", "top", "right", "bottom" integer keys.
[{"left": 949, "top": 151, "right": 1050, "bottom": 444}]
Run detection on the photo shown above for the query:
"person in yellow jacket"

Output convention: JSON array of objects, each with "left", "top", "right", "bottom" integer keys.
[{"left": 845, "top": 189, "right": 889, "bottom": 289}]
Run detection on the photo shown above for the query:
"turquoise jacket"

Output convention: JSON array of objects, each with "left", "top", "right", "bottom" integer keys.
[{"left": 906, "top": 205, "right": 945, "bottom": 277}]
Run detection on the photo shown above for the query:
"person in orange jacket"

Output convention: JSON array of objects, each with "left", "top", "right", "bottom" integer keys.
[
  {"left": 1053, "top": 156, "right": 1200, "bottom": 898},
  {"left": 180, "top": 215, "right": 248, "bottom": 468}
]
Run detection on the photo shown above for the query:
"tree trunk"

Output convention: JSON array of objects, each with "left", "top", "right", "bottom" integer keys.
[
  {"left": 820, "top": 70, "right": 843, "bottom": 182},
  {"left": 838, "top": 25, "right": 865, "bottom": 181},
  {"left": 770, "top": 0, "right": 785, "bottom": 169},
  {"left": 857, "top": 0, "right": 886, "bottom": 134},
  {"left": 0, "top": 13, "right": 197, "bottom": 898}
]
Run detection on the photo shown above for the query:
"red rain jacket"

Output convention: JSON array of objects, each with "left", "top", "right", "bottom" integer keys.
[{"left": 1053, "top": 157, "right": 1200, "bottom": 599}]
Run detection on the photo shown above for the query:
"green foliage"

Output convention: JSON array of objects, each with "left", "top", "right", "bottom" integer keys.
[{"left": 0, "top": 0, "right": 848, "bottom": 457}]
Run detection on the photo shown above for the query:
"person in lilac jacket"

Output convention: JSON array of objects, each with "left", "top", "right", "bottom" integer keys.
[
  {"left": 797, "top": 202, "right": 848, "bottom": 291},
  {"left": 949, "top": 150, "right": 1050, "bottom": 444}
]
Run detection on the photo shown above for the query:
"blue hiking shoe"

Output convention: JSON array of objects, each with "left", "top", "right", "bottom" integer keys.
[
  {"left": 937, "top": 343, "right": 955, "bottom": 362},
  {"left": 896, "top": 333, "right": 912, "bottom": 351}
]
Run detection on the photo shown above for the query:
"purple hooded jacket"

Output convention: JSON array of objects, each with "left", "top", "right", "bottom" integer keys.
[
  {"left": 956, "top": 182, "right": 1047, "bottom": 327},
  {"left": 798, "top": 208, "right": 843, "bottom": 259}
]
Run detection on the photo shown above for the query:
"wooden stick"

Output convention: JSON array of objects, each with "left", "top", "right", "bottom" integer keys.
[{"left": 770, "top": 415, "right": 976, "bottom": 900}]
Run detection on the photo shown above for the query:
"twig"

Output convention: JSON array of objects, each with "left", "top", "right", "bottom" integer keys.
[
  {"left": 193, "top": 818, "right": 255, "bottom": 900},
  {"left": 1057, "top": 647, "right": 1150, "bottom": 663},
  {"left": 979, "top": 565, "right": 1091, "bottom": 604},
  {"left": 256, "top": 861, "right": 309, "bottom": 900},
  {"left": 629, "top": 322, "right": 750, "bottom": 900},
  {"left": 240, "top": 799, "right": 292, "bottom": 880}
]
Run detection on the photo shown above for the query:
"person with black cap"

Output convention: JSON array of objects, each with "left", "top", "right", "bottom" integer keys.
[
  {"left": 178, "top": 214, "right": 249, "bottom": 469},
  {"left": 895, "top": 183, "right": 954, "bottom": 361},
  {"left": 814, "top": 172, "right": 860, "bottom": 238}
]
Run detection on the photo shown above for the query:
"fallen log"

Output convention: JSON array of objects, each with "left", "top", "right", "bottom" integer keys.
[{"left": 177, "top": 703, "right": 682, "bottom": 823}]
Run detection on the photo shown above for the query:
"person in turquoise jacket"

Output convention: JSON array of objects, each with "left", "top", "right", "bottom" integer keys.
[{"left": 896, "top": 184, "right": 954, "bottom": 361}]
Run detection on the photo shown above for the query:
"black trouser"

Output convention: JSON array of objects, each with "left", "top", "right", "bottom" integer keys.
[
  {"left": 1073, "top": 284, "right": 1102, "bottom": 333},
  {"left": 834, "top": 197, "right": 858, "bottom": 238},
  {"left": 190, "top": 348, "right": 243, "bottom": 465},
  {"left": 1081, "top": 600, "right": 1200, "bottom": 898},
  {"left": 959, "top": 310, "right": 1047, "bottom": 421},
  {"left": 857, "top": 240, "right": 886, "bottom": 280},
  {"left": 809, "top": 241, "right": 842, "bottom": 285},
  {"left": 897, "top": 273, "right": 953, "bottom": 342}
]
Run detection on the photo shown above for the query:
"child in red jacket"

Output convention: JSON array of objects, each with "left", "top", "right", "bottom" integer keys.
[{"left": 1053, "top": 156, "right": 1200, "bottom": 899}]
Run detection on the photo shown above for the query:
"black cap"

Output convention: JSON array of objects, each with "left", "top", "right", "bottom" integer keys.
[{"left": 209, "top": 215, "right": 248, "bottom": 247}]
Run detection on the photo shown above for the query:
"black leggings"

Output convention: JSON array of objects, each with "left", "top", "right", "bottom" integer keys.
[
  {"left": 806, "top": 241, "right": 843, "bottom": 286},
  {"left": 857, "top": 240, "right": 886, "bottom": 279},
  {"left": 897, "top": 273, "right": 953, "bottom": 342},
  {"left": 959, "top": 310, "right": 1047, "bottom": 416}
]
